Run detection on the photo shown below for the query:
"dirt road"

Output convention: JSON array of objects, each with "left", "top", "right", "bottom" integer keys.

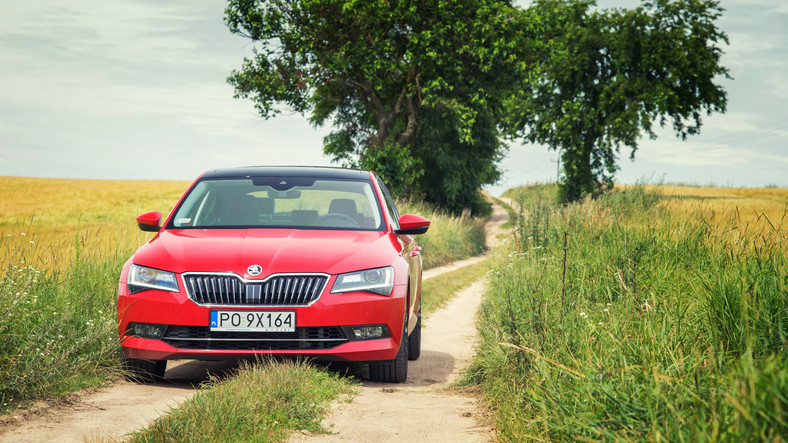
[
  {"left": 289, "top": 202, "right": 508, "bottom": 442},
  {"left": 0, "top": 203, "right": 508, "bottom": 442}
]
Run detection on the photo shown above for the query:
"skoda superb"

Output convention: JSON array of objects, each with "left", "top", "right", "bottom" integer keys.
[{"left": 118, "top": 167, "right": 429, "bottom": 383}]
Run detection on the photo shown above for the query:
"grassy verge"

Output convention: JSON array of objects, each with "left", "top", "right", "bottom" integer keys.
[
  {"left": 0, "top": 233, "right": 128, "bottom": 412},
  {"left": 422, "top": 260, "right": 489, "bottom": 316},
  {"left": 466, "top": 183, "right": 788, "bottom": 441},
  {"left": 129, "top": 358, "right": 355, "bottom": 442},
  {"left": 399, "top": 198, "right": 486, "bottom": 269}
]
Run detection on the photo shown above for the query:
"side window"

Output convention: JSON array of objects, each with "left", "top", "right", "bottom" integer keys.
[{"left": 376, "top": 177, "right": 401, "bottom": 230}]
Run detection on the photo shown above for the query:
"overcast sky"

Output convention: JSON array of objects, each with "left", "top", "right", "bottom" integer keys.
[{"left": 1, "top": 0, "right": 786, "bottom": 196}]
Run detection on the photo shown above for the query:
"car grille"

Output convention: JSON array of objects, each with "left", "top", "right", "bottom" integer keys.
[
  {"left": 183, "top": 273, "right": 329, "bottom": 306},
  {"left": 161, "top": 325, "right": 347, "bottom": 351}
]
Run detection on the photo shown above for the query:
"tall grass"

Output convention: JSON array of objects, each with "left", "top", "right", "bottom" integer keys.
[
  {"left": 0, "top": 230, "right": 131, "bottom": 411},
  {"left": 399, "top": 198, "right": 486, "bottom": 269},
  {"left": 467, "top": 184, "right": 788, "bottom": 441}
]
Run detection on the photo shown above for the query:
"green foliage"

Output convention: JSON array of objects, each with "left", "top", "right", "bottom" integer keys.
[
  {"left": 414, "top": 108, "right": 501, "bottom": 215},
  {"left": 130, "top": 359, "right": 355, "bottom": 442},
  {"left": 225, "top": 0, "right": 518, "bottom": 214},
  {"left": 466, "top": 184, "right": 787, "bottom": 440},
  {"left": 506, "top": 0, "right": 730, "bottom": 202}
]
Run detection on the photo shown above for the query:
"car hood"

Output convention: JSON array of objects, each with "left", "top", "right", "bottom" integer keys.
[{"left": 131, "top": 228, "right": 400, "bottom": 278}]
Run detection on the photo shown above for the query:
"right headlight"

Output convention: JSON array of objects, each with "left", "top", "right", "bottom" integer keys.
[
  {"left": 128, "top": 264, "right": 179, "bottom": 294},
  {"left": 331, "top": 266, "right": 394, "bottom": 296}
]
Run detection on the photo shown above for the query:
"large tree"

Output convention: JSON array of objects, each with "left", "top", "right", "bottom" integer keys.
[
  {"left": 506, "top": 0, "right": 729, "bottom": 202},
  {"left": 225, "top": 0, "right": 522, "bottom": 214}
]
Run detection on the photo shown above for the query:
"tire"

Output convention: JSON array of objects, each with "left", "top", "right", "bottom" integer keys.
[
  {"left": 122, "top": 355, "right": 166, "bottom": 383},
  {"left": 408, "top": 300, "right": 421, "bottom": 361},
  {"left": 369, "top": 321, "right": 408, "bottom": 383}
]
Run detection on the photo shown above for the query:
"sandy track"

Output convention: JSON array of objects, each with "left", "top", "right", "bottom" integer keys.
[
  {"left": 289, "top": 278, "right": 492, "bottom": 443},
  {"left": 290, "top": 202, "right": 508, "bottom": 443},
  {"left": 0, "top": 360, "right": 242, "bottom": 442},
  {"left": 0, "top": 203, "right": 508, "bottom": 443}
]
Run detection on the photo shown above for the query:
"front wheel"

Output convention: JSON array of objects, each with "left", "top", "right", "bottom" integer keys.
[
  {"left": 369, "top": 321, "right": 408, "bottom": 383},
  {"left": 122, "top": 355, "right": 166, "bottom": 383},
  {"left": 408, "top": 300, "right": 422, "bottom": 361}
]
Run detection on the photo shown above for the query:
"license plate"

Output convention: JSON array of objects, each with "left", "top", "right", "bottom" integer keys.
[{"left": 210, "top": 310, "right": 296, "bottom": 332}]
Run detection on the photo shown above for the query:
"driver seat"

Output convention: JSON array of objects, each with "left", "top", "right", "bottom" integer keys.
[{"left": 328, "top": 198, "right": 358, "bottom": 222}]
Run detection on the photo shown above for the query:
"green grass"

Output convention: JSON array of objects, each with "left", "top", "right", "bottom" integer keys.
[
  {"left": 466, "top": 183, "right": 788, "bottom": 441},
  {"left": 129, "top": 358, "right": 355, "bottom": 442},
  {"left": 399, "top": 198, "right": 486, "bottom": 269}
]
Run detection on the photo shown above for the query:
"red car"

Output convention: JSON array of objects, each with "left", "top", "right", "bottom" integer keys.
[{"left": 118, "top": 166, "right": 429, "bottom": 383}]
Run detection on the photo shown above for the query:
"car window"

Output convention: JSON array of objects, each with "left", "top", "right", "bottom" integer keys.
[
  {"left": 376, "top": 177, "right": 401, "bottom": 231},
  {"left": 170, "top": 178, "right": 384, "bottom": 230}
]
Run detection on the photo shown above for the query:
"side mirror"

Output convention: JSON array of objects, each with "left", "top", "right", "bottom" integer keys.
[
  {"left": 136, "top": 211, "right": 163, "bottom": 232},
  {"left": 394, "top": 214, "right": 430, "bottom": 235}
]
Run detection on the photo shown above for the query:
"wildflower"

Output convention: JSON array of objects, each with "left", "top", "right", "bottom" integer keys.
[
  {"left": 20, "top": 233, "right": 25, "bottom": 236},
  {"left": 603, "top": 308, "right": 609, "bottom": 313},
  {"left": 598, "top": 322, "right": 603, "bottom": 325},
  {"left": 29, "top": 241, "right": 34, "bottom": 244},
  {"left": 579, "top": 312, "right": 588, "bottom": 318}
]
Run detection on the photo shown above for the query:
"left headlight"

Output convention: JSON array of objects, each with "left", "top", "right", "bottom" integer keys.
[
  {"left": 128, "top": 264, "right": 179, "bottom": 294},
  {"left": 331, "top": 266, "right": 394, "bottom": 296}
]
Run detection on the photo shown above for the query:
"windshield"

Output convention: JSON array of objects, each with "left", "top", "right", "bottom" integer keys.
[{"left": 169, "top": 177, "right": 383, "bottom": 230}]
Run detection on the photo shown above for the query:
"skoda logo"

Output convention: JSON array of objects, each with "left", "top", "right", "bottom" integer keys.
[{"left": 247, "top": 264, "right": 263, "bottom": 276}]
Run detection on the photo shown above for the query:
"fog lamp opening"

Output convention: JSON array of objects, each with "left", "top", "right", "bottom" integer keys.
[
  {"left": 129, "top": 323, "right": 166, "bottom": 339},
  {"left": 352, "top": 325, "right": 384, "bottom": 340}
]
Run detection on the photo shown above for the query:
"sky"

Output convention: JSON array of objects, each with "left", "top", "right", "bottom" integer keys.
[{"left": 0, "top": 0, "right": 786, "bottom": 197}]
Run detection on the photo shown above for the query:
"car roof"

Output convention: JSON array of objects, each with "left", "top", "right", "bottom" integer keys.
[{"left": 200, "top": 166, "right": 372, "bottom": 180}]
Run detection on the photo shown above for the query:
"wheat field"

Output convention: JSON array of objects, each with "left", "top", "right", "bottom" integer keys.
[
  {"left": 0, "top": 176, "right": 488, "bottom": 270},
  {"left": 0, "top": 176, "right": 191, "bottom": 269},
  {"left": 652, "top": 185, "right": 788, "bottom": 235}
]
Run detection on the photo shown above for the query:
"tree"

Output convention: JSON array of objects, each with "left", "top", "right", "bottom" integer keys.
[
  {"left": 505, "top": 0, "right": 729, "bottom": 202},
  {"left": 225, "top": 0, "right": 522, "bottom": 214}
]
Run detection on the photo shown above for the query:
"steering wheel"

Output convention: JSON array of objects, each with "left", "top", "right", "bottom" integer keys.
[{"left": 314, "top": 213, "right": 360, "bottom": 228}]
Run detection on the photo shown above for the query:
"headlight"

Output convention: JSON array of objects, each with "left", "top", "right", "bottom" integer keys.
[
  {"left": 331, "top": 266, "right": 394, "bottom": 296},
  {"left": 128, "top": 264, "right": 179, "bottom": 294}
]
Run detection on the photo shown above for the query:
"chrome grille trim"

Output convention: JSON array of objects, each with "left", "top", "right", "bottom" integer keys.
[{"left": 182, "top": 272, "right": 330, "bottom": 307}]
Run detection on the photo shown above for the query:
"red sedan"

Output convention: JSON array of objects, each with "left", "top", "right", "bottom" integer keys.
[{"left": 118, "top": 166, "right": 429, "bottom": 383}]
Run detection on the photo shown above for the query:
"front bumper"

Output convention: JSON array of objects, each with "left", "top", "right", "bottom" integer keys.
[{"left": 118, "top": 282, "right": 407, "bottom": 362}]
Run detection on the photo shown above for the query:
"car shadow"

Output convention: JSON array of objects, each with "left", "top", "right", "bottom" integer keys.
[
  {"left": 157, "top": 358, "right": 249, "bottom": 387},
  {"left": 151, "top": 349, "right": 459, "bottom": 388},
  {"left": 311, "top": 349, "right": 458, "bottom": 387}
]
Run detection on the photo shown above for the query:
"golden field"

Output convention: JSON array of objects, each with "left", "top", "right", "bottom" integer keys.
[
  {"left": 0, "top": 176, "right": 485, "bottom": 271},
  {"left": 0, "top": 176, "right": 190, "bottom": 269},
  {"left": 2, "top": 176, "right": 785, "bottom": 269},
  {"left": 650, "top": 184, "right": 788, "bottom": 236}
]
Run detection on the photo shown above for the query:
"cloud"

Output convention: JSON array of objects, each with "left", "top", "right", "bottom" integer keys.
[{"left": 1, "top": 0, "right": 786, "bottom": 190}]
